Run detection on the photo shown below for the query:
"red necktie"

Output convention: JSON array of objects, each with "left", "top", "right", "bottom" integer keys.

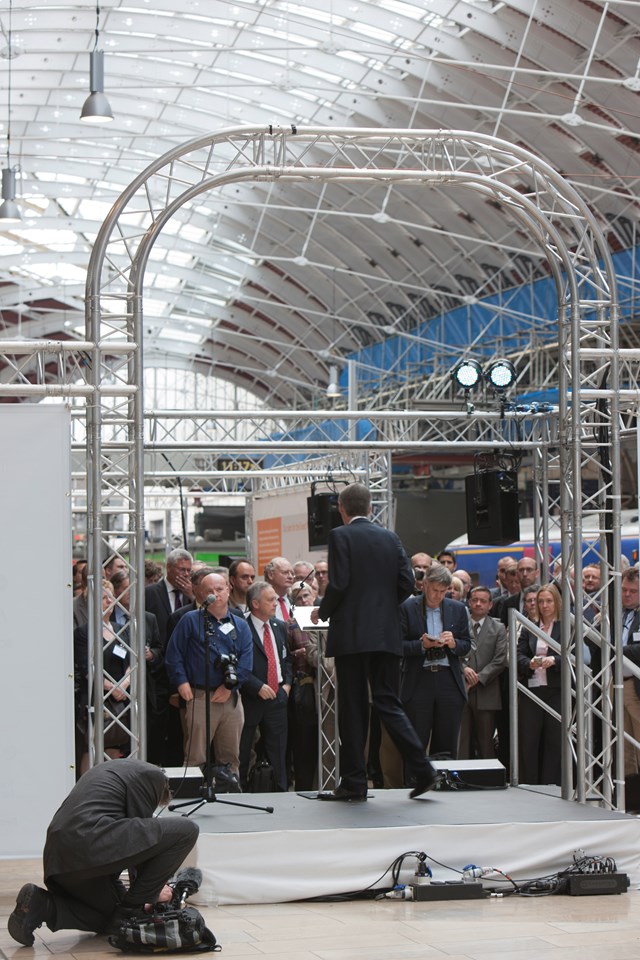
[
  {"left": 263, "top": 622, "right": 279, "bottom": 693},
  {"left": 278, "top": 597, "right": 289, "bottom": 621}
]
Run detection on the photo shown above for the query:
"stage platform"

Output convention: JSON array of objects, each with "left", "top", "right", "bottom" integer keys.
[{"left": 170, "top": 785, "right": 640, "bottom": 906}]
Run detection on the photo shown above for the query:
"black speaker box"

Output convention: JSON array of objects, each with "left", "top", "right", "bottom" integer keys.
[
  {"left": 465, "top": 470, "right": 520, "bottom": 546},
  {"left": 307, "top": 493, "right": 342, "bottom": 548}
]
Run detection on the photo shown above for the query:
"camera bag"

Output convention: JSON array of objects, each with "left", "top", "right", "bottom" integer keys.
[{"left": 108, "top": 904, "right": 219, "bottom": 954}]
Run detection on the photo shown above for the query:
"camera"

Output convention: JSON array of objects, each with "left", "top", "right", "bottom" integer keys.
[
  {"left": 215, "top": 652, "right": 239, "bottom": 689},
  {"left": 414, "top": 569, "right": 425, "bottom": 582}
]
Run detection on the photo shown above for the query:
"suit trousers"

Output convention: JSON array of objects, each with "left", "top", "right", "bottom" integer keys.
[
  {"left": 518, "top": 685, "right": 561, "bottom": 785},
  {"left": 623, "top": 678, "right": 640, "bottom": 775},
  {"left": 335, "top": 652, "right": 429, "bottom": 793},
  {"left": 239, "top": 689, "right": 289, "bottom": 791},
  {"left": 46, "top": 817, "right": 198, "bottom": 933},
  {"left": 184, "top": 689, "right": 244, "bottom": 772},
  {"left": 403, "top": 667, "right": 465, "bottom": 760},
  {"left": 458, "top": 690, "right": 499, "bottom": 759}
]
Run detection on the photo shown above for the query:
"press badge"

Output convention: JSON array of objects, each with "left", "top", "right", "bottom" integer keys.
[
  {"left": 218, "top": 622, "right": 234, "bottom": 635},
  {"left": 113, "top": 644, "right": 127, "bottom": 659}
]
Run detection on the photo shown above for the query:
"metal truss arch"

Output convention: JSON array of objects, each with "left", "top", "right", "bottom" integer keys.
[{"left": 85, "top": 126, "right": 623, "bottom": 808}]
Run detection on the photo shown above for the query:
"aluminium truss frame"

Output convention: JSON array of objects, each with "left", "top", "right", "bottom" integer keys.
[{"left": 70, "top": 125, "right": 623, "bottom": 805}]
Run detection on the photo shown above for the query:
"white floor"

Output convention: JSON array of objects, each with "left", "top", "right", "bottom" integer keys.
[{"left": 2, "top": 857, "right": 640, "bottom": 960}]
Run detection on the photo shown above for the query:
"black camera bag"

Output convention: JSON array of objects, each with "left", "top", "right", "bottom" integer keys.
[{"left": 108, "top": 904, "right": 219, "bottom": 953}]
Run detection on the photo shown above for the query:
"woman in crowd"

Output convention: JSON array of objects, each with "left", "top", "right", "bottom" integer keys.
[
  {"left": 286, "top": 581, "right": 319, "bottom": 789},
  {"left": 517, "top": 583, "right": 562, "bottom": 785},
  {"left": 74, "top": 580, "right": 131, "bottom": 773}
]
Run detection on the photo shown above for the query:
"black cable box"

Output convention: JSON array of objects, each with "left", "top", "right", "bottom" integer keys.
[
  {"left": 432, "top": 759, "right": 507, "bottom": 789},
  {"left": 566, "top": 873, "right": 630, "bottom": 896},
  {"left": 411, "top": 881, "right": 487, "bottom": 901}
]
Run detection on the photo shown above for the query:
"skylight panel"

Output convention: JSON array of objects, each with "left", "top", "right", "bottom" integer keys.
[
  {"left": 251, "top": 25, "right": 317, "bottom": 47},
  {"left": 20, "top": 262, "right": 86, "bottom": 284},
  {"left": 379, "top": 0, "right": 431, "bottom": 18},
  {"left": 280, "top": 3, "right": 346, "bottom": 25},
  {"left": 157, "top": 328, "right": 204, "bottom": 344},
  {"left": 348, "top": 20, "right": 397, "bottom": 43},
  {"left": 298, "top": 64, "right": 344, "bottom": 84}
]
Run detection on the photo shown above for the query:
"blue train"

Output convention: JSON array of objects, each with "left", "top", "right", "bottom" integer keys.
[{"left": 446, "top": 513, "right": 639, "bottom": 588}]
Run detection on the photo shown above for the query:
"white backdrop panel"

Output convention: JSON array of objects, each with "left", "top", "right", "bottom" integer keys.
[{"left": 0, "top": 405, "right": 75, "bottom": 857}]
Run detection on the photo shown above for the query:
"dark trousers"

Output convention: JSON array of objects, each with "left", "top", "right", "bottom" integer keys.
[
  {"left": 335, "top": 652, "right": 431, "bottom": 794},
  {"left": 518, "top": 685, "right": 561, "bottom": 785},
  {"left": 458, "top": 693, "right": 499, "bottom": 759},
  {"left": 45, "top": 818, "right": 198, "bottom": 934},
  {"left": 240, "top": 690, "right": 289, "bottom": 791},
  {"left": 403, "top": 667, "right": 465, "bottom": 760}
]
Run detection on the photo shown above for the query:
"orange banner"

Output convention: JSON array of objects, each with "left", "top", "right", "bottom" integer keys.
[{"left": 256, "top": 516, "right": 282, "bottom": 574}]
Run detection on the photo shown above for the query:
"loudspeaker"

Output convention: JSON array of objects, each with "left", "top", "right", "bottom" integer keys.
[
  {"left": 307, "top": 493, "right": 342, "bottom": 548},
  {"left": 465, "top": 469, "right": 520, "bottom": 545}
]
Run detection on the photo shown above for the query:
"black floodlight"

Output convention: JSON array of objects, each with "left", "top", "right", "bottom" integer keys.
[
  {"left": 486, "top": 358, "right": 516, "bottom": 391},
  {"left": 452, "top": 358, "right": 483, "bottom": 391}
]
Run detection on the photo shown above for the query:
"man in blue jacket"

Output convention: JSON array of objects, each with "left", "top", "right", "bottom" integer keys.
[{"left": 165, "top": 572, "right": 252, "bottom": 775}]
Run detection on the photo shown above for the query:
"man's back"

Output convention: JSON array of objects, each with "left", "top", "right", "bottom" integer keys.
[{"left": 319, "top": 518, "right": 414, "bottom": 657}]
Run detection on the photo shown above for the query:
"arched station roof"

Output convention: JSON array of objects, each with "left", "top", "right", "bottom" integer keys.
[{"left": 1, "top": 0, "right": 639, "bottom": 405}]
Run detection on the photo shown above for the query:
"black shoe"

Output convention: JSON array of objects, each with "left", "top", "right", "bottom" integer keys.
[
  {"left": 317, "top": 785, "right": 368, "bottom": 802},
  {"left": 8, "top": 883, "right": 52, "bottom": 946},
  {"left": 409, "top": 767, "right": 443, "bottom": 799}
]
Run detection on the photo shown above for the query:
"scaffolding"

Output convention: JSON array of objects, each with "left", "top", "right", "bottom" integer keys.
[{"left": 6, "top": 126, "right": 626, "bottom": 806}]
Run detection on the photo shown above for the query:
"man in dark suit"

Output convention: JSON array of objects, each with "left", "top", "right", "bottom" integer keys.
[
  {"left": 400, "top": 563, "right": 472, "bottom": 760},
  {"left": 620, "top": 567, "right": 640, "bottom": 778},
  {"left": 240, "top": 580, "right": 293, "bottom": 791},
  {"left": 496, "top": 556, "right": 539, "bottom": 626},
  {"left": 144, "top": 549, "right": 194, "bottom": 764},
  {"left": 310, "top": 482, "right": 438, "bottom": 801},
  {"left": 458, "top": 586, "right": 507, "bottom": 759},
  {"left": 145, "top": 549, "right": 194, "bottom": 643},
  {"left": 8, "top": 760, "right": 197, "bottom": 945}
]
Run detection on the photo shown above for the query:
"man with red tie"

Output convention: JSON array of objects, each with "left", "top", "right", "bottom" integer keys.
[
  {"left": 240, "top": 581, "right": 293, "bottom": 791},
  {"left": 264, "top": 556, "right": 295, "bottom": 621}
]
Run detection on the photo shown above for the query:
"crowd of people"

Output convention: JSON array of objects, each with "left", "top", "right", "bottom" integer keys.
[{"left": 70, "top": 490, "right": 640, "bottom": 794}]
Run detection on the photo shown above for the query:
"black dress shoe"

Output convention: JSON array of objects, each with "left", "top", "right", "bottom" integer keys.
[
  {"left": 8, "top": 883, "right": 53, "bottom": 946},
  {"left": 317, "top": 786, "right": 367, "bottom": 802},
  {"left": 409, "top": 767, "right": 443, "bottom": 799}
]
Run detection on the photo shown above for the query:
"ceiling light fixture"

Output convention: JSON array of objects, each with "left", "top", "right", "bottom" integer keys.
[
  {"left": 326, "top": 364, "right": 341, "bottom": 398},
  {"left": 0, "top": 0, "right": 21, "bottom": 225},
  {"left": 80, "top": 4, "right": 113, "bottom": 123}
]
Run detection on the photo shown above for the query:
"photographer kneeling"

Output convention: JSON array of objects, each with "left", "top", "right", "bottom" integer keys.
[
  {"left": 165, "top": 571, "right": 253, "bottom": 777},
  {"left": 8, "top": 759, "right": 198, "bottom": 946}
]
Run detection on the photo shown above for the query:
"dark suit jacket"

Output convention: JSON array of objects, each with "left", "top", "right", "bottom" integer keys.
[
  {"left": 241, "top": 618, "right": 293, "bottom": 723},
  {"left": 400, "top": 595, "right": 472, "bottom": 701},
  {"left": 145, "top": 580, "right": 173, "bottom": 645},
  {"left": 43, "top": 759, "right": 169, "bottom": 880},
  {"left": 621, "top": 610, "right": 640, "bottom": 697},
  {"left": 318, "top": 517, "right": 415, "bottom": 658},
  {"left": 496, "top": 592, "right": 521, "bottom": 627},
  {"left": 517, "top": 622, "right": 562, "bottom": 687},
  {"left": 464, "top": 616, "right": 508, "bottom": 710}
]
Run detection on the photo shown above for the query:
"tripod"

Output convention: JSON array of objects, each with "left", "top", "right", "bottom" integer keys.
[{"left": 169, "top": 608, "right": 274, "bottom": 817}]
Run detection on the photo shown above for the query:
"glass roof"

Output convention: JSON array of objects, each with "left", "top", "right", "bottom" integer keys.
[{"left": 0, "top": 0, "right": 638, "bottom": 405}]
